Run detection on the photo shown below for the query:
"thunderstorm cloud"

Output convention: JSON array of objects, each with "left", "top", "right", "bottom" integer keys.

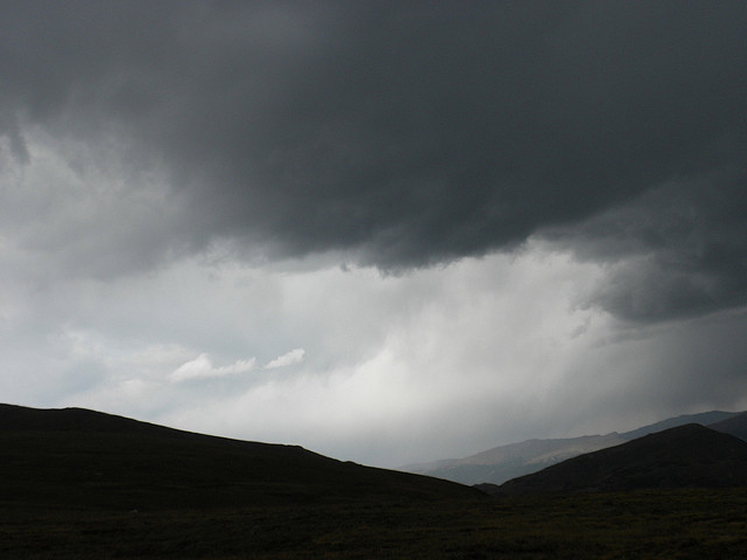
[{"left": 1, "top": 1, "right": 746, "bottom": 465}]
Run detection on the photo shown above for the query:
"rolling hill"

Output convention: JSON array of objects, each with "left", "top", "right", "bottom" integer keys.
[
  {"left": 405, "top": 433, "right": 628, "bottom": 486},
  {"left": 494, "top": 424, "right": 747, "bottom": 495},
  {"left": 0, "top": 403, "right": 479, "bottom": 510},
  {"left": 3, "top": 404, "right": 747, "bottom": 559},
  {"left": 403, "top": 410, "right": 742, "bottom": 485},
  {"left": 621, "top": 410, "right": 740, "bottom": 439},
  {"left": 709, "top": 411, "right": 747, "bottom": 442}
]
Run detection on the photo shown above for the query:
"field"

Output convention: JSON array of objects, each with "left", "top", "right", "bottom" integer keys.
[{"left": 3, "top": 487, "right": 747, "bottom": 559}]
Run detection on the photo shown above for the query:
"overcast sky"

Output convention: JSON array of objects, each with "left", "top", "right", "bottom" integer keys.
[{"left": 1, "top": 1, "right": 746, "bottom": 467}]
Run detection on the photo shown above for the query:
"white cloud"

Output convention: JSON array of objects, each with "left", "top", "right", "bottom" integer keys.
[
  {"left": 265, "top": 348, "right": 306, "bottom": 369},
  {"left": 170, "top": 353, "right": 257, "bottom": 382}
]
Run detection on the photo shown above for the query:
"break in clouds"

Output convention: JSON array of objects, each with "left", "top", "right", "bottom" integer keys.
[{"left": 0, "top": 1, "right": 746, "bottom": 464}]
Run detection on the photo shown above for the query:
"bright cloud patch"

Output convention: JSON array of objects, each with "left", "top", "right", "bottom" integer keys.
[
  {"left": 265, "top": 348, "right": 306, "bottom": 369},
  {"left": 171, "top": 353, "right": 256, "bottom": 382}
]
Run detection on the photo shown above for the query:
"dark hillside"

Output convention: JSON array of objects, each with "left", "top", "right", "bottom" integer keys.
[
  {"left": 0, "top": 403, "right": 195, "bottom": 436},
  {"left": 497, "top": 424, "right": 747, "bottom": 495},
  {"left": 0, "top": 404, "right": 479, "bottom": 510},
  {"left": 709, "top": 411, "right": 747, "bottom": 442},
  {"left": 3, "top": 406, "right": 747, "bottom": 559}
]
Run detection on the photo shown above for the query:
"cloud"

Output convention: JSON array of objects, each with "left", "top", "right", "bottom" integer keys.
[
  {"left": 0, "top": 1, "right": 746, "bottom": 469},
  {"left": 171, "top": 353, "right": 256, "bottom": 382},
  {"left": 153, "top": 255, "right": 747, "bottom": 466},
  {"left": 1, "top": 239, "right": 745, "bottom": 466},
  {"left": 544, "top": 173, "right": 747, "bottom": 322},
  {"left": 265, "top": 348, "right": 306, "bottom": 370},
  {"left": 0, "top": 2, "right": 744, "bottom": 322}
]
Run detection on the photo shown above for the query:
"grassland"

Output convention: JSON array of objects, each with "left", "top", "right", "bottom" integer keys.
[
  {"left": 4, "top": 406, "right": 746, "bottom": 558},
  {"left": 3, "top": 487, "right": 747, "bottom": 559}
]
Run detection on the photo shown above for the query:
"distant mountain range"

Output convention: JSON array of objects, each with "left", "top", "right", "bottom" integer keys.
[
  {"left": 403, "top": 410, "right": 746, "bottom": 485},
  {"left": 486, "top": 423, "right": 747, "bottom": 495},
  {"left": 0, "top": 403, "right": 479, "bottom": 510}
]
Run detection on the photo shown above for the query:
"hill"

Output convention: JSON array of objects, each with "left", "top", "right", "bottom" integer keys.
[
  {"left": 3, "top": 404, "right": 747, "bottom": 559},
  {"left": 622, "top": 410, "right": 739, "bottom": 439},
  {"left": 709, "top": 411, "right": 747, "bottom": 442},
  {"left": 495, "top": 424, "right": 747, "bottom": 495},
  {"left": 403, "top": 410, "right": 742, "bottom": 485},
  {"left": 405, "top": 433, "right": 628, "bottom": 485},
  {"left": 0, "top": 403, "right": 479, "bottom": 510}
]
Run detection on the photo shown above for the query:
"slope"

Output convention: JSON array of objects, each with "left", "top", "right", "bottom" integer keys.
[
  {"left": 709, "top": 411, "right": 747, "bottom": 442},
  {"left": 496, "top": 424, "right": 747, "bottom": 495},
  {"left": 403, "top": 410, "right": 741, "bottom": 485},
  {"left": 0, "top": 403, "right": 479, "bottom": 510},
  {"left": 406, "top": 433, "right": 628, "bottom": 485},
  {"left": 621, "top": 410, "right": 739, "bottom": 440}
]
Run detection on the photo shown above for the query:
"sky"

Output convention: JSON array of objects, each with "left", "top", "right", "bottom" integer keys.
[{"left": 1, "top": 1, "right": 746, "bottom": 467}]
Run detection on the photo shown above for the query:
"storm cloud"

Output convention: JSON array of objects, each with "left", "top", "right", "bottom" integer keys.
[
  {"left": 1, "top": 1, "right": 746, "bottom": 466},
  {"left": 1, "top": 0, "right": 745, "bottom": 321}
]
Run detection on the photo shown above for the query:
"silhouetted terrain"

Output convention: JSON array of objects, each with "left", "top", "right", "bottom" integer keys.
[
  {"left": 3, "top": 404, "right": 747, "bottom": 559},
  {"left": 709, "top": 411, "right": 747, "bottom": 442},
  {"left": 0, "top": 403, "right": 478, "bottom": 510},
  {"left": 403, "top": 410, "right": 742, "bottom": 485},
  {"left": 622, "top": 410, "right": 739, "bottom": 439},
  {"left": 405, "top": 433, "right": 628, "bottom": 485},
  {"left": 495, "top": 424, "right": 747, "bottom": 495}
]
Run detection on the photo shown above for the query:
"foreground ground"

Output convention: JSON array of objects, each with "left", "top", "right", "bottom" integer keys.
[{"left": 3, "top": 487, "right": 747, "bottom": 559}]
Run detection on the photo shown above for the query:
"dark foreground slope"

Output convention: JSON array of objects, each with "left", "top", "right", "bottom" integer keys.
[
  {"left": 496, "top": 424, "right": 747, "bottom": 495},
  {"left": 0, "top": 403, "right": 479, "bottom": 510},
  {"left": 3, "top": 405, "right": 747, "bottom": 559}
]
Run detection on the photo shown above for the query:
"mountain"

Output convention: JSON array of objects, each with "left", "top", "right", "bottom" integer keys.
[
  {"left": 622, "top": 410, "right": 739, "bottom": 440},
  {"left": 709, "top": 411, "right": 747, "bottom": 442},
  {"left": 405, "top": 433, "right": 628, "bottom": 485},
  {"left": 0, "top": 403, "right": 479, "bottom": 510},
  {"left": 403, "top": 410, "right": 742, "bottom": 485},
  {"left": 495, "top": 424, "right": 747, "bottom": 495}
]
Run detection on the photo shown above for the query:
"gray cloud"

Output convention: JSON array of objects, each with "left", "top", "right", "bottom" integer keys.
[
  {"left": 1, "top": 1, "right": 746, "bottom": 321},
  {"left": 546, "top": 170, "right": 747, "bottom": 321}
]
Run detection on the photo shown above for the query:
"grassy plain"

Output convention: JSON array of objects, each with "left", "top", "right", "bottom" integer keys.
[{"left": 3, "top": 487, "right": 747, "bottom": 559}]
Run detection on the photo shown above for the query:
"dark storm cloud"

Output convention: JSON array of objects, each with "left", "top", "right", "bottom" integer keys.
[
  {"left": 547, "top": 169, "right": 747, "bottom": 322},
  {"left": 1, "top": 1, "right": 746, "bottom": 320}
]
